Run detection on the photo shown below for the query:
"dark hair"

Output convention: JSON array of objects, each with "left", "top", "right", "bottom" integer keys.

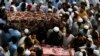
[
  {"left": 86, "top": 42, "right": 91, "bottom": 48},
  {"left": 35, "top": 47, "right": 43, "bottom": 56},
  {"left": 24, "top": 37, "right": 33, "bottom": 48},
  {"left": 90, "top": 4, "right": 94, "bottom": 7},
  {"left": 2, "top": 43, "right": 8, "bottom": 48},
  {"left": 11, "top": 36, "right": 17, "bottom": 44},
  {"left": 27, "top": 4, "right": 32, "bottom": 11},
  {"left": 66, "top": 29, "right": 71, "bottom": 34},
  {"left": 17, "top": 46, "right": 24, "bottom": 54},
  {"left": 77, "top": 33, "right": 83, "bottom": 37},
  {"left": 82, "top": 51, "right": 87, "bottom": 56},
  {"left": 86, "top": 48, "right": 94, "bottom": 55},
  {"left": 81, "top": 2, "right": 87, "bottom": 6},
  {"left": 21, "top": 2, "right": 26, "bottom": 11},
  {"left": 61, "top": 14, "right": 69, "bottom": 22},
  {"left": 11, "top": 2, "right": 15, "bottom": 5},
  {"left": 0, "top": 23, "right": 4, "bottom": 29},
  {"left": 3, "top": 25, "right": 9, "bottom": 33},
  {"left": 22, "top": 0, "right": 26, "bottom": 2},
  {"left": 91, "top": 28, "right": 99, "bottom": 40},
  {"left": 48, "top": 1, "right": 52, "bottom": 4},
  {"left": 0, "top": 0, "right": 5, "bottom": 6},
  {"left": 93, "top": 25, "right": 97, "bottom": 30},
  {"left": 0, "top": 8, "right": 7, "bottom": 20},
  {"left": 48, "top": 1, "right": 53, "bottom": 9}
]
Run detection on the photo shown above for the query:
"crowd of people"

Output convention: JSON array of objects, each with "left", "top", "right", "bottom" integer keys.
[{"left": 0, "top": 0, "right": 100, "bottom": 56}]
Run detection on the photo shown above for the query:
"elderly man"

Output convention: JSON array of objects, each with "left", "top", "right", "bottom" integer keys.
[{"left": 45, "top": 26, "right": 63, "bottom": 46}]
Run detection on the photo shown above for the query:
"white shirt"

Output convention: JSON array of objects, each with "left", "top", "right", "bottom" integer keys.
[
  {"left": 67, "top": 13, "right": 73, "bottom": 29},
  {"left": 63, "top": 34, "right": 74, "bottom": 46},
  {"left": 75, "top": 51, "right": 83, "bottom": 56},
  {"left": 85, "top": 0, "right": 90, "bottom": 10},
  {"left": 4, "top": 0, "right": 13, "bottom": 11},
  {"left": 30, "top": 3, "right": 37, "bottom": 11},
  {"left": 4, "top": 51, "right": 10, "bottom": 56}
]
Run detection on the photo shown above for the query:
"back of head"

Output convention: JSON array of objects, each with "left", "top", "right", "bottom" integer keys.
[
  {"left": 86, "top": 48, "right": 94, "bottom": 55},
  {"left": 21, "top": 2, "right": 26, "bottom": 11},
  {"left": 35, "top": 47, "right": 43, "bottom": 56},
  {"left": 66, "top": 29, "right": 71, "bottom": 34},
  {"left": 17, "top": 46, "right": 24, "bottom": 55},
  {"left": 11, "top": 36, "right": 17, "bottom": 44},
  {"left": 24, "top": 37, "right": 33, "bottom": 48},
  {"left": 2, "top": 43, "right": 9, "bottom": 52}
]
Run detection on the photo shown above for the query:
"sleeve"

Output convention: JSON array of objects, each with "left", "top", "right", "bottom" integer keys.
[{"left": 17, "top": 2, "right": 22, "bottom": 11}]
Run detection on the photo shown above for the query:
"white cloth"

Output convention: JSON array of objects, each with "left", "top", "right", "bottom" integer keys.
[
  {"left": 63, "top": 34, "right": 74, "bottom": 47},
  {"left": 18, "top": 36, "right": 26, "bottom": 46},
  {"left": 67, "top": 13, "right": 73, "bottom": 29},
  {"left": 97, "top": 47, "right": 100, "bottom": 56},
  {"left": 4, "top": 0, "right": 12, "bottom": 10},
  {"left": 93, "top": 50, "right": 100, "bottom": 56},
  {"left": 24, "top": 49, "right": 31, "bottom": 56},
  {"left": 75, "top": 51, "right": 83, "bottom": 56},
  {"left": 0, "top": 46, "right": 10, "bottom": 56},
  {"left": 85, "top": 0, "right": 90, "bottom": 10},
  {"left": 29, "top": 3, "right": 37, "bottom": 11},
  {"left": 10, "top": 5, "right": 17, "bottom": 12}
]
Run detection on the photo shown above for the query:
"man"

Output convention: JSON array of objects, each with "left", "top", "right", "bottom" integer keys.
[
  {"left": 9, "top": 36, "right": 18, "bottom": 56},
  {"left": 71, "top": 17, "right": 83, "bottom": 36},
  {"left": 18, "top": 28, "right": 30, "bottom": 47},
  {"left": 9, "top": 2, "right": 17, "bottom": 12},
  {"left": 31, "top": 0, "right": 37, "bottom": 12},
  {"left": 4, "top": 0, "right": 13, "bottom": 11},
  {"left": 79, "top": 6, "right": 88, "bottom": 18},
  {"left": 45, "top": 26, "right": 63, "bottom": 46},
  {"left": 8, "top": 26, "right": 21, "bottom": 40},
  {"left": 63, "top": 29, "right": 74, "bottom": 49},
  {"left": 17, "top": 0, "right": 28, "bottom": 11},
  {"left": 79, "top": 25, "right": 90, "bottom": 36},
  {"left": 2, "top": 43, "right": 10, "bottom": 56}
]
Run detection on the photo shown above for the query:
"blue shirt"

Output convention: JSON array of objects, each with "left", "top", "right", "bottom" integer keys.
[
  {"left": 9, "top": 42, "right": 17, "bottom": 56},
  {"left": 9, "top": 28, "right": 21, "bottom": 39}
]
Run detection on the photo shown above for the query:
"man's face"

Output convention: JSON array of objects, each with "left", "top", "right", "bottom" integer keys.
[
  {"left": 31, "top": 35, "right": 36, "bottom": 39},
  {"left": 80, "top": 8, "right": 84, "bottom": 12},
  {"left": 4, "top": 46, "right": 9, "bottom": 52},
  {"left": 53, "top": 9, "right": 57, "bottom": 13}
]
